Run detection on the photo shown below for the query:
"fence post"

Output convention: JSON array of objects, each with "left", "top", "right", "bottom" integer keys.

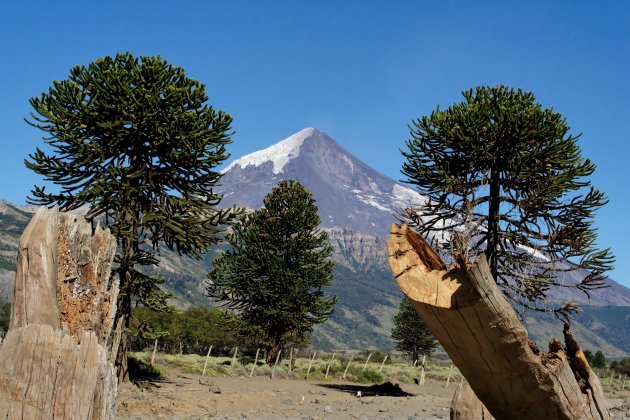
[
  {"left": 231, "top": 347, "right": 239, "bottom": 368},
  {"left": 362, "top": 352, "right": 373, "bottom": 373},
  {"left": 324, "top": 353, "right": 336, "bottom": 379},
  {"left": 271, "top": 350, "right": 282, "bottom": 379},
  {"left": 445, "top": 365, "right": 454, "bottom": 387},
  {"left": 150, "top": 338, "right": 158, "bottom": 366},
  {"left": 288, "top": 347, "right": 294, "bottom": 373},
  {"left": 379, "top": 355, "right": 388, "bottom": 372},
  {"left": 202, "top": 345, "right": 213, "bottom": 376},
  {"left": 419, "top": 355, "right": 426, "bottom": 385},
  {"left": 249, "top": 348, "right": 260, "bottom": 377},
  {"left": 342, "top": 354, "right": 355, "bottom": 380},
  {"left": 305, "top": 351, "right": 317, "bottom": 379}
]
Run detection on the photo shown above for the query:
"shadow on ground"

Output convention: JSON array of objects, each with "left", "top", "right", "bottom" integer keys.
[{"left": 317, "top": 381, "right": 415, "bottom": 397}]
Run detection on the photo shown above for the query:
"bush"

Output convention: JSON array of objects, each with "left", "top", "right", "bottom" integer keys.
[
  {"left": 129, "top": 306, "right": 239, "bottom": 355},
  {"left": 127, "top": 353, "right": 167, "bottom": 381},
  {"left": 610, "top": 358, "right": 630, "bottom": 375}
]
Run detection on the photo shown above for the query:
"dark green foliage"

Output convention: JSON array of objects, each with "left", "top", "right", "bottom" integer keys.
[
  {"left": 0, "top": 299, "right": 10, "bottom": 337},
  {"left": 25, "top": 52, "right": 240, "bottom": 376},
  {"left": 584, "top": 349, "right": 595, "bottom": 365},
  {"left": 592, "top": 350, "right": 607, "bottom": 369},
  {"left": 129, "top": 306, "right": 238, "bottom": 355},
  {"left": 401, "top": 85, "right": 613, "bottom": 314},
  {"left": 207, "top": 180, "right": 338, "bottom": 364},
  {"left": 584, "top": 349, "right": 607, "bottom": 369},
  {"left": 391, "top": 298, "right": 437, "bottom": 362},
  {"left": 610, "top": 358, "right": 630, "bottom": 375},
  {"left": 127, "top": 354, "right": 166, "bottom": 381}
]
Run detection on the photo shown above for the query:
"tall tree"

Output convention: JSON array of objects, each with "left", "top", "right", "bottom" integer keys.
[
  {"left": 25, "top": 53, "right": 239, "bottom": 379},
  {"left": 207, "top": 180, "right": 338, "bottom": 363},
  {"left": 401, "top": 85, "right": 613, "bottom": 315},
  {"left": 391, "top": 298, "right": 438, "bottom": 362}
]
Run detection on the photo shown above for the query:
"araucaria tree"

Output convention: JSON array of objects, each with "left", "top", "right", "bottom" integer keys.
[
  {"left": 391, "top": 298, "right": 438, "bottom": 362},
  {"left": 25, "top": 53, "right": 239, "bottom": 378},
  {"left": 207, "top": 180, "right": 338, "bottom": 363},
  {"left": 401, "top": 85, "right": 613, "bottom": 314}
]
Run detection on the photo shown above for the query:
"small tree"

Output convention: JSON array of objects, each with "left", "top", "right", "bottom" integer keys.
[
  {"left": 391, "top": 298, "right": 438, "bottom": 362},
  {"left": 401, "top": 85, "right": 613, "bottom": 315},
  {"left": 584, "top": 349, "right": 595, "bottom": 366},
  {"left": 592, "top": 350, "right": 607, "bottom": 369},
  {"left": 25, "top": 53, "right": 239, "bottom": 379},
  {"left": 207, "top": 180, "right": 338, "bottom": 364}
]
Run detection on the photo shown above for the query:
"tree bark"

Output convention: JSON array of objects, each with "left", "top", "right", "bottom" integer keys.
[
  {"left": 0, "top": 206, "right": 118, "bottom": 419},
  {"left": 387, "top": 223, "right": 610, "bottom": 420},
  {"left": 267, "top": 339, "right": 282, "bottom": 365}
]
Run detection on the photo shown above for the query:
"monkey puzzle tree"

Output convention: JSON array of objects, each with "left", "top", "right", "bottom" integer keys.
[
  {"left": 401, "top": 85, "right": 613, "bottom": 314},
  {"left": 25, "top": 53, "right": 239, "bottom": 379},
  {"left": 207, "top": 180, "right": 338, "bottom": 364},
  {"left": 391, "top": 298, "right": 438, "bottom": 362}
]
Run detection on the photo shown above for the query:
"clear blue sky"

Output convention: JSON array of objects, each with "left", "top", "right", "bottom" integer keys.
[{"left": 1, "top": 1, "right": 628, "bottom": 286}]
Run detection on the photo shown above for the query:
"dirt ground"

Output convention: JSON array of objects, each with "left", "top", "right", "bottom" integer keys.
[
  {"left": 117, "top": 372, "right": 455, "bottom": 420},
  {"left": 116, "top": 369, "right": 630, "bottom": 419}
]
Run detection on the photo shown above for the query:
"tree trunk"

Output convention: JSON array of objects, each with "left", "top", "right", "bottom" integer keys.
[
  {"left": 266, "top": 340, "right": 282, "bottom": 365},
  {"left": 486, "top": 167, "right": 501, "bottom": 279},
  {"left": 0, "top": 206, "right": 118, "bottom": 419},
  {"left": 387, "top": 223, "right": 610, "bottom": 420}
]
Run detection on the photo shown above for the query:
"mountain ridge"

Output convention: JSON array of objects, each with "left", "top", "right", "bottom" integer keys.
[{"left": 1, "top": 128, "right": 628, "bottom": 356}]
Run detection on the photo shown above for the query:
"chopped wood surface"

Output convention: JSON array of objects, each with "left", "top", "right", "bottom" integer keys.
[{"left": 388, "top": 223, "right": 610, "bottom": 420}]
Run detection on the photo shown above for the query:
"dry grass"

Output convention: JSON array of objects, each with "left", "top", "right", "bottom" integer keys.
[{"left": 129, "top": 351, "right": 464, "bottom": 386}]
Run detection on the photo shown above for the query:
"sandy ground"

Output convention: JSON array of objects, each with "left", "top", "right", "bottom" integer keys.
[
  {"left": 117, "top": 373, "right": 455, "bottom": 419},
  {"left": 117, "top": 370, "right": 630, "bottom": 419}
]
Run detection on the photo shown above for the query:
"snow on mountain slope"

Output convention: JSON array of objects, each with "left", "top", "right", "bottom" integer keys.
[
  {"left": 223, "top": 128, "right": 313, "bottom": 174},
  {"left": 219, "top": 128, "right": 426, "bottom": 237}
]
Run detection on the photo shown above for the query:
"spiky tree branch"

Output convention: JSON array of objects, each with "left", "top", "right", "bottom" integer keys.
[
  {"left": 400, "top": 85, "right": 614, "bottom": 316},
  {"left": 25, "top": 53, "right": 241, "bottom": 379}
]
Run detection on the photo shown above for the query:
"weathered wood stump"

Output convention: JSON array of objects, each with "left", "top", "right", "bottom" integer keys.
[
  {"left": 450, "top": 385, "right": 494, "bottom": 420},
  {"left": 387, "top": 223, "right": 610, "bottom": 420},
  {"left": 0, "top": 206, "right": 118, "bottom": 419}
]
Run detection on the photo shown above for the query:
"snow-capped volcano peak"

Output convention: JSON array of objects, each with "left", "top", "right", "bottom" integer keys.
[
  {"left": 218, "top": 128, "right": 430, "bottom": 237},
  {"left": 224, "top": 127, "right": 319, "bottom": 174}
]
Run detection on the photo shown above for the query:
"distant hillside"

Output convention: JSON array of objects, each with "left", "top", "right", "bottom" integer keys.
[
  {"left": 0, "top": 201, "right": 31, "bottom": 299},
  {"left": 1, "top": 128, "right": 629, "bottom": 358}
]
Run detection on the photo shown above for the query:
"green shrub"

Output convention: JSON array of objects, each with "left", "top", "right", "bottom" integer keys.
[{"left": 128, "top": 353, "right": 167, "bottom": 380}]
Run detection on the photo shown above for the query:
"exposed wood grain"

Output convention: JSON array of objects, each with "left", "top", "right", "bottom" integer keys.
[
  {"left": 388, "top": 223, "right": 610, "bottom": 420},
  {"left": 0, "top": 207, "right": 118, "bottom": 419},
  {"left": 10, "top": 206, "right": 60, "bottom": 329}
]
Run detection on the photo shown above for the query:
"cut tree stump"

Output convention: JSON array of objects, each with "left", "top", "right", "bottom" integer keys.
[
  {"left": 387, "top": 223, "right": 610, "bottom": 420},
  {"left": 450, "top": 385, "right": 494, "bottom": 420},
  {"left": 0, "top": 206, "right": 118, "bottom": 419}
]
